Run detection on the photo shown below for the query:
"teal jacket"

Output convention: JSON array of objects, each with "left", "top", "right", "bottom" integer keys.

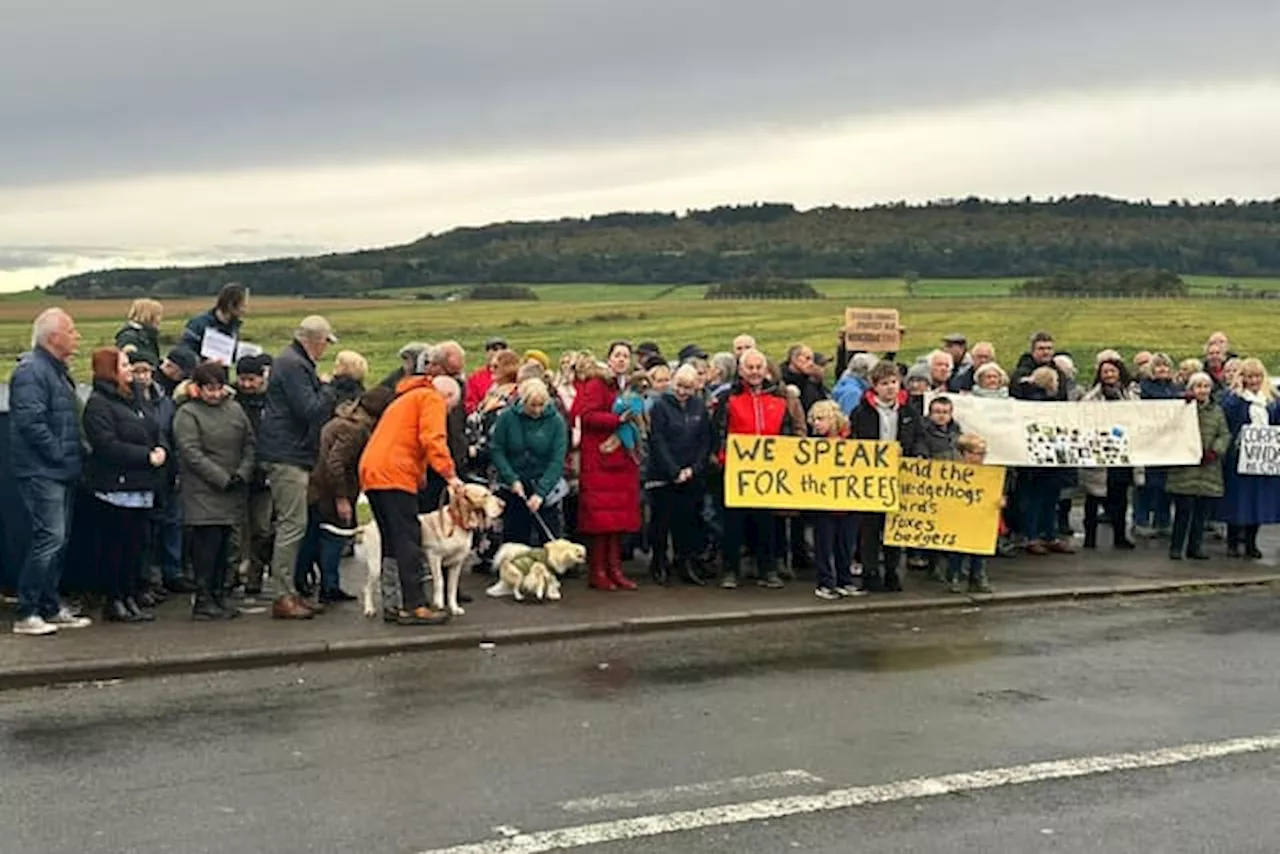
[{"left": 491, "top": 400, "right": 568, "bottom": 499}]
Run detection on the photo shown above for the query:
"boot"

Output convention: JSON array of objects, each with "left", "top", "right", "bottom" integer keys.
[
  {"left": 210, "top": 582, "right": 240, "bottom": 619},
  {"left": 104, "top": 599, "right": 142, "bottom": 623},
  {"left": 679, "top": 558, "right": 707, "bottom": 587},
  {"left": 271, "top": 594, "right": 316, "bottom": 620},
  {"left": 588, "top": 537, "right": 616, "bottom": 591},
  {"left": 1083, "top": 523, "right": 1097, "bottom": 550},
  {"left": 884, "top": 566, "right": 904, "bottom": 592},
  {"left": 649, "top": 550, "right": 669, "bottom": 586},
  {"left": 606, "top": 535, "right": 638, "bottom": 591},
  {"left": 1245, "top": 527, "right": 1263, "bottom": 560},
  {"left": 123, "top": 597, "right": 155, "bottom": 622}
]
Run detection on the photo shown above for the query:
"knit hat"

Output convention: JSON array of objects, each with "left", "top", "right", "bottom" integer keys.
[
  {"left": 165, "top": 347, "right": 199, "bottom": 377},
  {"left": 906, "top": 362, "right": 931, "bottom": 383},
  {"left": 127, "top": 350, "right": 157, "bottom": 367},
  {"left": 235, "top": 354, "right": 269, "bottom": 377},
  {"left": 523, "top": 349, "right": 552, "bottom": 371}
]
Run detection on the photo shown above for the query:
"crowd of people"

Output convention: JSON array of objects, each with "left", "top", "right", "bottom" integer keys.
[{"left": 5, "top": 283, "right": 1276, "bottom": 635}]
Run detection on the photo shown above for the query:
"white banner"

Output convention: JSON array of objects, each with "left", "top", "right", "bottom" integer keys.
[
  {"left": 1237, "top": 425, "right": 1280, "bottom": 476},
  {"left": 943, "top": 396, "right": 1202, "bottom": 467}
]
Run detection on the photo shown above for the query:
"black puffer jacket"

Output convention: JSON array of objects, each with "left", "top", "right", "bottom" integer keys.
[
  {"left": 256, "top": 341, "right": 337, "bottom": 470},
  {"left": 82, "top": 380, "right": 165, "bottom": 494},
  {"left": 648, "top": 391, "right": 712, "bottom": 483}
]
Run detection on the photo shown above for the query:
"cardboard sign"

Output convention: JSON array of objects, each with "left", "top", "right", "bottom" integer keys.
[
  {"left": 885, "top": 458, "right": 1005, "bottom": 555},
  {"left": 1237, "top": 425, "right": 1280, "bottom": 476},
  {"left": 200, "top": 327, "right": 237, "bottom": 366},
  {"left": 944, "top": 395, "right": 1202, "bottom": 467},
  {"left": 843, "top": 307, "right": 901, "bottom": 352},
  {"left": 724, "top": 434, "right": 900, "bottom": 512}
]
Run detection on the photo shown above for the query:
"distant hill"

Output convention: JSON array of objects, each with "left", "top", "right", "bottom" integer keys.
[{"left": 45, "top": 196, "right": 1280, "bottom": 298}]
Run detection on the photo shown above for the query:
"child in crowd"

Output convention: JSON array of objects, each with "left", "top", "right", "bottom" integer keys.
[
  {"left": 807, "top": 400, "right": 862, "bottom": 600},
  {"left": 918, "top": 396, "right": 961, "bottom": 579},
  {"left": 947, "top": 433, "right": 995, "bottom": 593}
]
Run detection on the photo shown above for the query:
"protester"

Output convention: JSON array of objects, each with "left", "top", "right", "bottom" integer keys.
[
  {"left": 115, "top": 298, "right": 164, "bottom": 366},
  {"left": 573, "top": 341, "right": 642, "bottom": 591},
  {"left": 1167, "top": 373, "right": 1230, "bottom": 561},
  {"left": 1133, "top": 353, "right": 1180, "bottom": 537},
  {"left": 490, "top": 378, "right": 569, "bottom": 548},
  {"left": 1080, "top": 357, "right": 1138, "bottom": 551},
  {"left": 647, "top": 364, "right": 712, "bottom": 586},
  {"left": 257, "top": 315, "right": 339, "bottom": 618},
  {"left": 9, "top": 308, "right": 90, "bottom": 635},
  {"left": 948, "top": 434, "right": 994, "bottom": 593},
  {"left": 82, "top": 347, "right": 168, "bottom": 623},
  {"left": 228, "top": 354, "right": 273, "bottom": 594},
  {"left": 181, "top": 282, "right": 247, "bottom": 355},
  {"left": 331, "top": 350, "right": 369, "bottom": 408},
  {"left": 381, "top": 341, "right": 430, "bottom": 391},
  {"left": 359, "top": 345, "right": 463, "bottom": 625},
  {"left": 302, "top": 385, "right": 395, "bottom": 603},
  {"left": 465, "top": 336, "right": 510, "bottom": 414},
  {"left": 806, "top": 400, "right": 861, "bottom": 600},
  {"left": 1219, "top": 358, "right": 1280, "bottom": 559},
  {"left": 781, "top": 344, "right": 829, "bottom": 413},
  {"left": 173, "top": 362, "right": 257, "bottom": 620}
]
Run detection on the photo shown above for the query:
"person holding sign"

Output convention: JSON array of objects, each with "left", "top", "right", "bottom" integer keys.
[
  {"left": 850, "top": 360, "right": 925, "bottom": 593},
  {"left": 180, "top": 283, "right": 247, "bottom": 362},
  {"left": 1166, "top": 373, "right": 1230, "bottom": 561},
  {"left": 806, "top": 401, "right": 862, "bottom": 599},
  {"left": 1219, "top": 358, "right": 1280, "bottom": 559},
  {"left": 712, "top": 348, "right": 796, "bottom": 590}
]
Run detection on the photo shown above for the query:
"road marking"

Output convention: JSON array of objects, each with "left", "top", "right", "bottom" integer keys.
[
  {"left": 417, "top": 731, "right": 1280, "bottom": 854},
  {"left": 557, "top": 770, "right": 825, "bottom": 813}
]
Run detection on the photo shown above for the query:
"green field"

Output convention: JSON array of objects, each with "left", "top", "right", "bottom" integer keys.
[{"left": 1, "top": 282, "right": 1276, "bottom": 383}]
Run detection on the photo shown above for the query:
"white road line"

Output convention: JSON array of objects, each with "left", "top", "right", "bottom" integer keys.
[
  {"left": 557, "top": 770, "right": 825, "bottom": 814},
  {"left": 417, "top": 731, "right": 1280, "bottom": 854}
]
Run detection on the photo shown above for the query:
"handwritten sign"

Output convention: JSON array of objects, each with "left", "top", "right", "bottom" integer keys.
[
  {"left": 944, "top": 395, "right": 1201, "bottom": 467},
  {"left": 885, "top": 458, "right": 1005, "bottom": 555},
  {"left": 1237, "top": 425, "right": 1280, "bottom": 476},
  {"left": 843, "top": 307, "right": 901, "bottom": 352},
  {"left": 724, "top": 435, "right": 899, "bottom": 512},
  {"left": 234, "top": 341, "right": 263, "bottom": 362},
  {"left": 200, "top": 327, "right": 238, "bottom": 366}
]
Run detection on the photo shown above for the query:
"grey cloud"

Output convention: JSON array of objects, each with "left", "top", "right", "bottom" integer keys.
[{"left": 3, "top": 0, "right": 1278, "bottom": 187}]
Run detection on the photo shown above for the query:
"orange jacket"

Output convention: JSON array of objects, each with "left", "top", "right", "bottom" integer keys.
[{"left": 358, "top": 376, "right": 456, "bottom": 493}]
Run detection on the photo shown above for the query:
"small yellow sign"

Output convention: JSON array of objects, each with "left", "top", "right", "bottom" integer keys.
[
  {"left": 885, "top": 457, "right": 1005, "bottom": 555},
  {"left": 724, "top": 435, "right": 900, "bottom": 512}
]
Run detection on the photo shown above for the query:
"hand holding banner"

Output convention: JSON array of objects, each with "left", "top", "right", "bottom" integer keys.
[
  {"left": 885, "top": 458, "right": 1006, "bottom": 555},
  {"left": 724, "top": 435, "right": 900, "bottom": 512}
]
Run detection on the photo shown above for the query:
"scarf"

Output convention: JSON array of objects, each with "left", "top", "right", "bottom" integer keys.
[{"left": 1241, "top": 388, "right": 1270, "bottom": 426}]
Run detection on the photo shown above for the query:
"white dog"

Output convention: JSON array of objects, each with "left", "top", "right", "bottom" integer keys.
[
  {"left": 486, "top": 539, "right": 587, "bottom": 602},
  {"left": 361, "top": 484, "right": 504, "bottom": 618}
]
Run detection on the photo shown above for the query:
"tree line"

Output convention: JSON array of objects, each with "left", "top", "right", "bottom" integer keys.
[{"left": 44, "top": 196, "right": 1280, "bottom": 299}]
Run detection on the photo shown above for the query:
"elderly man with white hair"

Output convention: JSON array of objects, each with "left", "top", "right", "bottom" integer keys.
[
  {"left": 9, "top": 308, "right": 91, "bottom": 635},
  {"left": 258, "top": 315, "right": 339, "bottom": 620}
]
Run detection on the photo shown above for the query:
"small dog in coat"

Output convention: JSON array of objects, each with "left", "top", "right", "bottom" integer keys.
[
  {"left": 486, "top": 539, "right": 587, "bottom": 602},
  {"left": 361, "top": 483, "right": 504, "bottom": 618}
]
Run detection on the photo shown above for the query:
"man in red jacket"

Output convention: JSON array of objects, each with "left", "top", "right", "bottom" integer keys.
[
  {"left": 712, "top": 348, "right": 795, "bottom": 590},
  {"left": 464, "top": 336, "right": 509, "bottom": 414}
]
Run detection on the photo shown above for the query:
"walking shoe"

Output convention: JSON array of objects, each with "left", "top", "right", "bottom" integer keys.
[
  {"left": 720, "top": 574, "right": 739, "bottom": 590},
  {"left": 757, "top": 572, "right": 785, "bottom": 589},
  {"left": 12, "top": 616, "right": 57, "bottom": 636},
  {"left": 318, "top": 589, "right": 358, "bottom": 604},
  {"left": 947, "top": 580, "right": 966, "bottom": 594},
  {"left": 1168, "top": 550, "right": 1183, "bottom": 561},
  {"left": 48, "top": 607, "right": 92, "bottom": 629},
  {"left": 1131, "top": 525, "right": 1155, "bottom": 539},
  {"left": 1047, "top": 539, "right": 1076, "bottom": 554},
  {"left": 1188, "top": 551, "right": 1210, "bottom": 561},
  {"left": 968, "top": 578, "right": 993, "bottom": 594},
  {"left": 271, "top": 595, "right": 316, "bottom": 620},
  {"left": 814, "top": 587, "right": 840, "bottom": 600},
  {"left": 1025, "top": 541, "right": 1049, "bottom": 556},
  {"left": 163, "top": 577, "right": 198, "bottom": 594},
  {"left": 835, "top": 585, "right": 867, "bottom": 598},
  {"left": 395, "top": 607, "right": 450, "bottom": 626}
]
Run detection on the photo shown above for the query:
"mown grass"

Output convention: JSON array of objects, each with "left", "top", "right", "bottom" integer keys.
[{"left": 2, "top": 288, "right": 1276, "bottom": 384}]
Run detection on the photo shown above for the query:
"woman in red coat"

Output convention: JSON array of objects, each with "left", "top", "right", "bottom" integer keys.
[{"left": 572, "top": 342, "right": 642, "bottom": 590}]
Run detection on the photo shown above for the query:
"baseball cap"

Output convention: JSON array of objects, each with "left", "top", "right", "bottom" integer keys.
[
  {"left": 484, "top": 335, "right": 510, "bottom": 350},
  {"left": 942, "top": 332, "right": 967, "bottom": 345},
  {"left": 677, "top": 344, "right": 708, "bottom": 363},
  {"left": 127, "top": 351, "right": 157, "bottom": 367},
  {"left": 298, "top": 315, "right": 339, "bottom": 344},
  {"left": 398, "top": 341, "right": 430, "bottom": 360}
]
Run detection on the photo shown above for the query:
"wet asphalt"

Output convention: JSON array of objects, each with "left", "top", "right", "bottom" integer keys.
[{"left": 2, "top": 589, "right": 1280, "bottom": 853}]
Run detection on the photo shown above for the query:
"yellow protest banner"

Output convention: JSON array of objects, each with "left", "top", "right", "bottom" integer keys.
[
  {"left": 885, "top": 457, "right": 1005, "bottom": 555},
  {"left": 724, "top": 435, "right": 900, "bottom": 512}
]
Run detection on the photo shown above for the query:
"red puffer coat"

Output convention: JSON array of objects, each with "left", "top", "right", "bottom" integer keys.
[{"left": 572, "top": 376, "right": 641, "bottom": 534}]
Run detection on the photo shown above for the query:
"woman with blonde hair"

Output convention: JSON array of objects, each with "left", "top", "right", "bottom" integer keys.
[
  {"left": 807, "top": 399, "right": 859, "bottom": 597},
  {"left": 115, "top": 298, "right": 165, "bottom": 366},
  {"left": 331, "top": 349, "right": 369, "bottom": 408},
  {"left": 490, "top": 377, "right": 569, "bottom": 547},
  {"left": 1219, "top": 357, "right": 1280, "bottom": 558}
]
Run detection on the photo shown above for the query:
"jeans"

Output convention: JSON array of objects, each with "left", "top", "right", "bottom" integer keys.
[
  {"left": 1022, "top": 475, "right": 1059, "bottom": 542},
  {"left": 295, "top": 507, "right": 351, "bottom": 595},
  {"left": 265, "top": 462, "right": 309, "bottom": 598},
  {"left": 153, "top": 492, "right": 185, "bottom": 583},
  {"left": 15, "top": 477, "right": 76, "bottom": 620},
  {"left": 1133, "top": 477, "right": 1171, "bottom": 530},
  {"left": 946, "top": 553, "right": 986, "bottom": 584},
  {"left": 1170, "top": 495, "right": 1210, "bottom": 557},
  {"left": 367, "top": 489, "right": 427, "bottom": 611},
  {"left": 813, "top": 512, "right": 855, "bottom": 589}
]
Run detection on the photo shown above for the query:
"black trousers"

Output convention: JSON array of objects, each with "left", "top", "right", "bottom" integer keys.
[
  {"left": 367, "top": 489, "right": 426, "bottom": 611},
  {"left": 857, "top": 513, "right": 901, "bottom": 586},
  {"left": 94, "top": 500, "right": 151, "bottom": 600},
  {"left": 502, "top": 489, "right": 564, "bottom": 547},
  {"left": 650, "top": 482, "right": 702, "bottom": 568},
  {"left": 1170, "top": 495, "right": 1210, "bottom": 557},
  {"left": 1084, "top": 480, "right": 1130, "bottom": 546},
  {"left": 187, "top": 525, "right": 231, "bottom": 601},
  {"left": 722, "top": 509, "right": 776, "bottom": 578}
]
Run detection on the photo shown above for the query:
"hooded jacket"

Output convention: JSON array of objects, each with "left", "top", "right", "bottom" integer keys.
[
  {"left": 359, "top": 376, "right": 455, "bottom": 493},
  {"left": 850, "top": 389, "right": 925, "bottom": 456},
  {"left": 309, "top": 399, "right": 382, "bottom": 526},
  {"left": 491, "top": 399, "right": 569, "bottom": 499}
]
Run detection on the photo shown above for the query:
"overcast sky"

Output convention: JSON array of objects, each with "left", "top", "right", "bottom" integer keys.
[{"left": 2, "top": 0, "right": 1278, "bottom": 290}]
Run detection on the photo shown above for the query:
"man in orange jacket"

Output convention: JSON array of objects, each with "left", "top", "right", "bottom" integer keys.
[{"left": 360, "top": 346, "right": 464, "bottom": 626}]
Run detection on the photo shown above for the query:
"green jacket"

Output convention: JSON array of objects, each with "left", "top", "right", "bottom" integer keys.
[
  {"left": 1166, "top": 401, "right": 1230, "bottom": 498},
  {"left": 490, "top": 401, "right": 568, "bottom": 499}
]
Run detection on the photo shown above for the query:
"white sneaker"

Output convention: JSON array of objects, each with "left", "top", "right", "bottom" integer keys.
[
  {"left": 836, "top": 585, "right": 868, "bottom": 598},
  {"left": 12, "top": 616, "right": 58, "bottom": 636},
  {"left": 814, "top": 587, "right": 841, "bottom": 600},
  {"left": 47, "top": 607, "right": 92, "bottom": 629}
]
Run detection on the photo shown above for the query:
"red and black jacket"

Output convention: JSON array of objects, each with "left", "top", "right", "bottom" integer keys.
[{"left": 712, "top": 379, "right": 796, "bottom": 466}]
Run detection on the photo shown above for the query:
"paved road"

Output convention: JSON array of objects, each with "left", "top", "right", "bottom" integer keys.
[{"left": 2, "top": 589, "right": 1279, "bottom": 853}]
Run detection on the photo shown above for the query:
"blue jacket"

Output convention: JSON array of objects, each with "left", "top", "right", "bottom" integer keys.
[
  {"left": 832, "top": 375, "right": 868, "bottom": 416},
  {"left": 8, "top": 347, "right": 83, "bottom": 482},
  {"left": 180, "top": 308, "right": 242, "bottom": 355}
]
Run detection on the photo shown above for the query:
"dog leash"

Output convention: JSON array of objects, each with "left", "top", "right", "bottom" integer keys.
[{"left": 531, "top": 505, "right": 557, "bottom": 543}]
